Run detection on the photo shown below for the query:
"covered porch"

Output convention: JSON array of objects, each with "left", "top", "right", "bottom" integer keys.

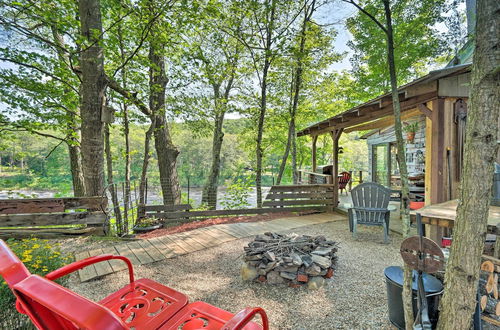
[{"left": 296, "top": 64, "right": 471, "bottom": 244}]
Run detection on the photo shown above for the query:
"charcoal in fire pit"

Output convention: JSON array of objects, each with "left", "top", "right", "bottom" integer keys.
[
  {"left": 305, "top": 264, "right": 322, "bottom": 276},
  {"left": 312, "top": 247, "right": 335, "bottom": 256},
  {"left": 241, "top": 232, "right": 339, "bottom": 288},
  {"left": 301, "top": 255, "right": 313, "bottom": 267},
  {"left": 290, "top": 253, "right": 302, "bottom": 266},
  {"left": 263, "top": 251, "right": 276, "bottom": 261},
  {"left": 311, "top": 255, "right": 331, "bottom": 269}
]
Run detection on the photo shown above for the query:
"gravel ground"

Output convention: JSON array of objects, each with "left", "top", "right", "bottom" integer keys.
[{"left": 66, "top": 220, "right": 403, "bottom": 329}]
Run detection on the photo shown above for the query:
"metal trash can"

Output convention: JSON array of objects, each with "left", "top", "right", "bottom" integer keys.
[{"left": 384, "top": 266, "right": 443, "bottom": 329}]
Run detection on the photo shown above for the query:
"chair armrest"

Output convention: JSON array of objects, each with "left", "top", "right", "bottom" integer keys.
[
  {"left": 343, "top": 203, "right": 353, "bottom": 209},
  {"left": 222, "top": 307, "right": 269, "bottom": 330},
  {"left": 351, "top": 207, "right": 390, "bottom": 213},
  {"left": 45, "top": 254, "right": 134, "bottom": 284}
]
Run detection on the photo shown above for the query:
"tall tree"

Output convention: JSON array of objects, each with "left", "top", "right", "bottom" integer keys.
[
  {"left": 235, "top": 0, "right": 301, "bottom": 206},
  {"left": 177, "top": 0, "right": 246, "bottom": 209},
  {"left": 78, "top": 0, "right": 106, "bottom": 196},
  {"left": 437, "top": 0, "right": 500, "bottom": 328},
  {"left": 276, "top": 0, "right": 318, "bottom": 185},
  {"left": 149, "top": 21, "right": 181, "bottom": 205},
  {"left": 342, "top": 0, "right": 418, "bottom": 327},
  {"left": 0, "top": 1, "right": 86, "bottom": 196},
  {"left": 106, "top": 0, "right": 182, "bottom": 205},
  {"left": 345, "top": 0, "right": 447, "bottom": 98}
]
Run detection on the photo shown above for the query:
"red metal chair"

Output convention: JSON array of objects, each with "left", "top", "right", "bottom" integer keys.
[
  {"left": 0, "top": 240, "right": 269, "bottom": 330},
  {"left": 338, "top": 171, "right": 351, "bottom": 195}
]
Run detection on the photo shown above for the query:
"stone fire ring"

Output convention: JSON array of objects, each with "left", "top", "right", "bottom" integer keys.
[{"left": 241, "top": 232, "right": 339, "bottom": 289}]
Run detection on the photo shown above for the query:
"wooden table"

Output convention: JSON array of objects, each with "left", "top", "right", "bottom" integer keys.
[
  {"left": 412, "top": 199, "right": 500, "bottom": 232},
  {"left": 412, "top": 200, "right": 500, "bottom": 256}
]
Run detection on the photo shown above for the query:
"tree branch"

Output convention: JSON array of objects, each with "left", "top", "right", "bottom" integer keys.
[
  {"left": 106, "top": 76, "right": 151, "bottom": 117},
  {"left": 342, "top": 0, "right": 388, "bottom": 34},
  {"left": 0, "top": 57, "right": 79, "bottom": 94}
]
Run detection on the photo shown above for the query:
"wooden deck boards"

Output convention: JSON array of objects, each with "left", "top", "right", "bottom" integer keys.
[
  {"left": 87, "top": 248, "right": 114, "bottom": 277},
  {"left": 101, "top": 246, "right": 128, "bottom": 272},
  {"left": 77, "top": 212, "right": 345, "bottom": 282},
  {"left": 75, "top": 250, "right": 98, "bottom": 282}
]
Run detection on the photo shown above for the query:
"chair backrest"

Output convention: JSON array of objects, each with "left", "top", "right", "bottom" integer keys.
[
  {"left": 338, "top": 172, "right": 351, "bottom": 188},
  {"left": 13, "top": 275, "right": 126, "bottom": 330},
  {"left": 351, "top": 182, "right": 391, "bottom": 224},
  {"left": 0, "top": 240, "right": 125, "bottom": 330}
]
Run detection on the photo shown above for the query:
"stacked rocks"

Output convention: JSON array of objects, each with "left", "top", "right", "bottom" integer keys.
[{"left": 241, "top": 232, "right": 339, "bottom": 289}]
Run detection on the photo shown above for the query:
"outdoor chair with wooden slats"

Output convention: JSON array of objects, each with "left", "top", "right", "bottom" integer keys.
[
  {"left": 348, "top": 182, "right": 392, "bottom": 243},
  {"left": 0, "top": 240, "right": 269, "bottom": 330}
]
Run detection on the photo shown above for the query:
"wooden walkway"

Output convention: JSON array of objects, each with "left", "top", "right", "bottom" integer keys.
[{"left": 75, "top": 212, "right": 346, "bottom": 282}]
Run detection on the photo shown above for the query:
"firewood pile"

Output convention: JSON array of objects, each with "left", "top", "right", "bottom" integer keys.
[
  {"left": 241, "top": 232, "right": 339, "bottom": 289},
  {"left": 480, "top": 259, "right": 500, "bottom": 325}
]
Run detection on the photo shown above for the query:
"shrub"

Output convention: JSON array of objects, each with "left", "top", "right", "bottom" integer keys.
[
  {"left": 221, "top": 178, "right": 253, "bottom": 210},
  {"left": 0, "top": 238, "right": 72, "bottom": 329}
]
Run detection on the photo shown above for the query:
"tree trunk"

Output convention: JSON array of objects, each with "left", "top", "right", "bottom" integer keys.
[
  {"left": 437, "top": 0, "right": 500, "bottom": 328},
  {"left": 78, "top": 0, "right": 106, "bottom": 196},
  {"left": 255, "top": 0, "right": 276, "bottom": 208},
  {"left": 104, "top": 124, "right": 123, "bottom": 234},
  {"left": 256, "top": 58, "right": 270, "bottom": 207},
  {"left": 276, "top": 121, "right": 293, "bottom": 185},
  {"left": 382, "top": 1, "right": 413, "bottom": 328},
  {"left": 140, "top": 120, "right": 155, "bottom": 205},
  {"left": 51, "top": 26, "right": 85, "bottom": 197},
  {"left": 149, "top": 39, "right": 181, "bottom": 206},
  {"left": 276, "top": 0, "right": 314, "bottom": 185},
  {"left": 291, "top": 118, "right": 298, "bottom": 184},
  {"left": 117, "top": 18, "right": 131, "bottom": 225},
  {"left": 202, "top": 92, "right": 225, "bottom": 209},
  {"left": 67, "top": 142, "right": 85, "bottom": 197}
]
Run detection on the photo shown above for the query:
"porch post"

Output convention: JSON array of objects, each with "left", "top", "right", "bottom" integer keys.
[
  {"left": 330, "top": 128, "right": 343, "bottom": 209},
  {"left": 312, "top": 135, "right": 318, "bottom": 172},
  {"left": 427, "top": 98, "right": 446, "bottom": 243}
]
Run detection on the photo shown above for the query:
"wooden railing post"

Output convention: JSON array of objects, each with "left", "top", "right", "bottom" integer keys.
[
  {"left": 330, "top": 128, "right": 343, "bottom": 208},
  {"left": 312, "top": 135, "right": 318, "bottom": 172},
  {"left": 348, "top": 170, "right": 353, "bottom": 192}
]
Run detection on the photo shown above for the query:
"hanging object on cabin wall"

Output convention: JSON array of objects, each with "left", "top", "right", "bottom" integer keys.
[{"left": 454, "top": 99, "right": 468, "bottom": 180}]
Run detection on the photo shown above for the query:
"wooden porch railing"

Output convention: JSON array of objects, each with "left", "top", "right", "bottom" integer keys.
[{"left": 297, "top": 170, "right": 333, "bottom": 184}]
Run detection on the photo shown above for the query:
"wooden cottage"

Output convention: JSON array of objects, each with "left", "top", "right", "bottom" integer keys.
[{"left": 296, "top": 63, "right": 472, "bottom": 242}]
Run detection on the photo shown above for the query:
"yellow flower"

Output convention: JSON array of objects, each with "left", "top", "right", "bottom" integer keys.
[{"left": 32, "top": 244, "right": 40, "bottom": 249}]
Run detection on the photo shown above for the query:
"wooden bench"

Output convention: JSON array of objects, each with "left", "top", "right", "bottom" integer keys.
[
  {"left": 0, "top": 197, "right": 108, "bottom": 238},
  {"left": 262, "top": 184, "right": 335, "bottom": 212},
  {"left": 137, "top": 204, "right": 192, "bottom": 220}
]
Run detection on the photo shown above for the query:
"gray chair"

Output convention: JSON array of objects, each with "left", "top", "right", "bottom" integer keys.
[{"left": 348, "top": 182, "right": 392, "bottom": 243}]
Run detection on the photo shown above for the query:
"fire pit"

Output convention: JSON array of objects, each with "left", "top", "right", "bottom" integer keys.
[{"left": 241, "top": 232, "right": 339, "bottom": 289}]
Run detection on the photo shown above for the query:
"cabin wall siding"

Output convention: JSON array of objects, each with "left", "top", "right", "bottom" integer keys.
[{"left": 365, "top": 114, "right": 426, "bottom": 184}]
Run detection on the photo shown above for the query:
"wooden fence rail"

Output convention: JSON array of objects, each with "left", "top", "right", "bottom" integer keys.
[
  {"left": 139, "top": 184, "right": 334, "bottom": 222},
  {"left": 0, "top": 197, "right": 108, "bottom": 238}
]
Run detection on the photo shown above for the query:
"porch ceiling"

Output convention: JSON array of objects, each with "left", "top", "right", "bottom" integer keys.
[{"left": 297, "top": 63, "right": 471, "bottom": 138}]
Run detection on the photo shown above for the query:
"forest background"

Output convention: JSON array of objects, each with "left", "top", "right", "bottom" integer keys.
[{"left": 0, "top": 0, "right": 467, "bottom": 207}]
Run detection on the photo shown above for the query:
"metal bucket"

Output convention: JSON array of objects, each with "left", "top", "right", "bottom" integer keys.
[{"left": 384, "top": 266, "right": 443, "bottom": 329}]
